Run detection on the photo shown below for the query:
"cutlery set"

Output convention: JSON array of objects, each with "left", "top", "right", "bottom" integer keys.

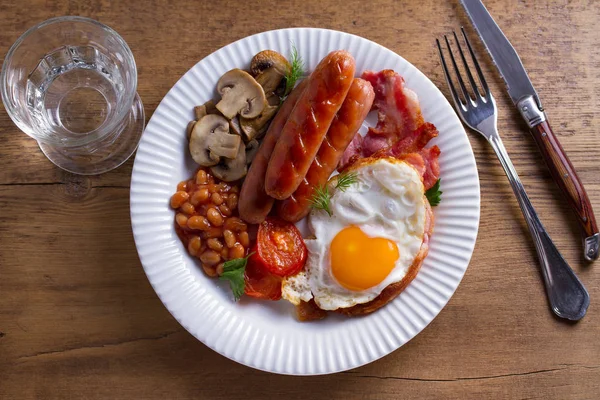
[{"left": 438, "top": 0, "right": 594, "bottom": 320}]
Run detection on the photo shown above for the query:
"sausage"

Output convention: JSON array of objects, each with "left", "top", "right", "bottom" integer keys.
[
  {"left": 276, "top": 78, "right": 375, "bottom": 222},
  {"left": 264, "top": 51, "right": 356, "bottom": 200},
  {"left": 238, "top": 80, "right": 309, "bottom": 224}
]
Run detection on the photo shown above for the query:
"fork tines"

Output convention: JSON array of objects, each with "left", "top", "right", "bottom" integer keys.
[{"left": 436, "top": 27, "right": 490, "bottom": 110}]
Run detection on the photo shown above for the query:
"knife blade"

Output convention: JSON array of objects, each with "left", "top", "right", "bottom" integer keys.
[{"left": 460, "top": 0, "right": 600, "bottom": 261}]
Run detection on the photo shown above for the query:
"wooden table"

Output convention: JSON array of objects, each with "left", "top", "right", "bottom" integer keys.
[{"left": 1, "top": 1, "right": 599, "bottom": 398}]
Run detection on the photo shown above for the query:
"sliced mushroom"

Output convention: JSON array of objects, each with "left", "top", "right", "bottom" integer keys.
[
  {"left": 194, "top": 100, "right": 221, "bottom": 120},
  {"left": 189, "top": 114, "right": 242, "bottom": 166},
  {"left": 229, "top": 116, "right": 243, "bottom": 137},
  {"left": 267, "top": 93, "right": 281, "bottom": 107},
  {"left": 240, "top": 105, "right": 279, "bottom": 141},
  {"left": 209, "top": 130, "right": 241, "bottom": 160},
  {"left": 216, "top": 69, "right": 266, "bottom": 119},
  {"left": 194, "top": 105, "right": 207, "bottom": 121},
  {"left": 189, "top": 115, "right": 226, "bottom": 166},
  {"left": 250, "top": 50, "right": 290, "bottom": 77},
  {"left": 255, "top": 67, "right": 286, "bottom": 95},
  {"left": 245, "top": 139, "right": 259, "bottom": 165},
  {"left": 251, "top": 51, "right": 290, "bottom": 98},
  {"left": 210, "top": 143, "right": 247, "bottom": 182},
  {"left": 203, "top": 100, "right": 219, "bottom": 115},
  {"left": 186, "top": 120, "right": 196, "bottom": 140}
]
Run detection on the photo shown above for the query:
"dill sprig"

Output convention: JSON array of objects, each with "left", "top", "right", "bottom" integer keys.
[
  {"left": 334, "top": 171, "right": 358, "bottom": 192},
  {"left": 309, "top": 171, "right": 358, "bottom": 216},
  {"left": 283, "top": 44, "right": 304, "bottom": 97},
  {"left": 309, "top": 185, "right": 332, "bottom": 216}
]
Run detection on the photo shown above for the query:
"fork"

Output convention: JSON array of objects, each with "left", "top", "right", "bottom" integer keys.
[{"left": 437, "top": 28, "right": 589, "bottom": 321}]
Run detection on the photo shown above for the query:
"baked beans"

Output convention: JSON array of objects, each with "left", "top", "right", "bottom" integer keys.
[
  {"left": 175, "top": 213, "right": 188, "bottom": 228},
  {"left": 188, "top": 215, "right": 210, "bottom": 230},
  {"left": 202, "top": 264, "right": 218, "bottom": 277},
  {"left": 207, "top": 238, "right": 224, "bottom": 251},
  {"left": 170, "top": 191, "right": 189, "bottom": 208},
  {"left": 223, "top": 217, "right": 247, "bottom": 232},
  {"left": 238, "top": 231, "right": 250, "bottom": 248},
  {"left": 206, "top": 207, "right": 224, "bottom": 226},
  {"left": 196, "top": 169, "right": 208, "bottom": 185},
  {"left": 200, "top": 250, "right": 221, "bottom": 266},
  {"left": 188, "top": 236, "right": 201, "bottom": 256},
  {"left": 216, "top": 263, "right": 225, "bottom": 276},
  {"left": 181, "top": 202, "right": 195, "bottom": 215},
  {"left": 219, "top": 204, "right": 232, "bottom": 217},
  {"left": 229, "top": 243, "right": 245, "bottom": 260},
  {"left": 211, "top": 192, "right": 223, "bottom": 206},
  {"left": 170, "top": 167, "right": 253, "bottom": 278},
  {"left": 190, "top": 187, "right": 210, "bottom": 206},
  {"left": 223, "top": 230, "right": 236, "bottom": 248},
  {"left": 177, "top": 181, "right": 188, "bottom": 192},
  {"left": 226, "top": 194, "right": 238, "bottom": 210}
]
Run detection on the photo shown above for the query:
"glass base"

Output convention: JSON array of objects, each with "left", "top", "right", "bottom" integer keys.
[{"left": 38, "top": 92, "right": 145, "bottom": 175}]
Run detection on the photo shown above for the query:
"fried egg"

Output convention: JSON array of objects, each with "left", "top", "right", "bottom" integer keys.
[{"left": 282, "top": 157, "right": 426, "bottom": 310}]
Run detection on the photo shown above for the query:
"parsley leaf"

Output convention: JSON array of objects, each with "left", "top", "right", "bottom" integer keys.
[
  {"left": 219, "top": 252, "right": 254, "bottom": 301},
  {"left": 425, "top": 179, "right": 442, "bottom": 207}
]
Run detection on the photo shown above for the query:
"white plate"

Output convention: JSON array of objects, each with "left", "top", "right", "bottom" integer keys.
[{"left": 130, "top": 28, "right": 480, "bottom": 375}]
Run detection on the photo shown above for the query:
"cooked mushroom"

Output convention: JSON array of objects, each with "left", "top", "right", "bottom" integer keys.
[
  {"left": 229, "top": 116, "right": 243, "bottom": 137},
  {"left": 194, "top": 100, "right": 221, "bottom": 120},
  {"left": 215, "top": 69, "right": 266, "bottom": 119},
  {"left": 255, "top": 67, "right": 286, "bottom": 95},
  {"left": 203, "top": 100, "right": 219, "bottom": 115},
  {"left": 267, "top": 93, "right": 281, "bottom": 107},
  {"left": 186, "top": 120, "right": 196, "bottom": 140},
  {"left": 251, "top": 50, "right": 290, "bottom": 98},
  {"left": 245, "top": 139, "right": 259, "bottom": 165},
  {"left": 209, "top": 131, "right": 242, "bottom": 160},
  {"left": 194, "top": 105, "right": 207, "bottom": 121},
  {"left": 189, "top": 114, "right": 241, "bottom": 166},
  {"left": 240, "top": 105, "right": 278, "bottom": 141},
  {"left": 250, "top": 50, "right": 290, "bottom": 77},
  {"left": 210, "top": 143, "right": 247, "bottom": 182}
]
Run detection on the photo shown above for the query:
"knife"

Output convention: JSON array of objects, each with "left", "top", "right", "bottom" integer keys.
[{"left": 460, "top": 0, "right": 599, "bottom": 261}]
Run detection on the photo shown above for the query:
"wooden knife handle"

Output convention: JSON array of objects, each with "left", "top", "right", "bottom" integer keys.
[{"left": 529, "top": 120, "right": 598, "bottom": 239}]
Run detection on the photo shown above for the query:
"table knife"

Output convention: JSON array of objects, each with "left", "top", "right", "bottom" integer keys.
[{"left": 460, "top": 0, "right": 599, "bottom": 261}]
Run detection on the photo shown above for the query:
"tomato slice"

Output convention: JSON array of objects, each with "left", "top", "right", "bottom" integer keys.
[
  {"left": 256, "top": 217, "right": 307, "bottom": 277},
  {"left": 244, "top": 250, "right": 282, "bottom": 300}
]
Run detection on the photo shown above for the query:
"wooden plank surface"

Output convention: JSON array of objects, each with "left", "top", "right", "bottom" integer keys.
[{"left": 1, "top": 0, "right": 599, "bottom": 398}]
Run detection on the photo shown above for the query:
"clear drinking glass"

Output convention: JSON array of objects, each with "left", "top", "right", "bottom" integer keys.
[{"left": 1, "top": 16, "right": 144, "bottom": 175}]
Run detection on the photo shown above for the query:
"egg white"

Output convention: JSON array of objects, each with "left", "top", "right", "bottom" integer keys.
[{"left": 282, "top": 158, "right": 426, "bottom": 310}]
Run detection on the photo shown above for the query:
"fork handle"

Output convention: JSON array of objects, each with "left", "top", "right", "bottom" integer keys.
[
  {"left": 488, "top": 134, "right": 589, "bottom": 321},
  {"left": 529, "top": 119, "right": 599, "bottom": 261}
]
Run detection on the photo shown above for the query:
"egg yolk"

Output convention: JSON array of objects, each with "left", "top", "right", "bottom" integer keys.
[{"left": 330, "top": 226, "right": 399, "bottom": 291}]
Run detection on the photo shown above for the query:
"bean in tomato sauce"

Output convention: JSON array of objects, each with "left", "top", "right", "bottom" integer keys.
[{"left": 170, "top": 168, "right": 251, "bottom": 277}]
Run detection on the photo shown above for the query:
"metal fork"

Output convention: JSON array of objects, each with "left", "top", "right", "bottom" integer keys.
[{"left": 437, "top": 28, "right": 589, "bottom": 321}]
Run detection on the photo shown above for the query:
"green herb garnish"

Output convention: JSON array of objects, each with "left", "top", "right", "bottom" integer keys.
[
  {"left": 219, "top": 252, "right": 254, "bottom": 301},
  {"left": 283, "top": 44, "right": 304, "bottom": 98},
  {"left": 334, "top": 171, "right": 358, "bottom": 192},
  {"left": 425, "top": 179, "right": 442, "bottom": 207},
  {"left": 309, "top": 172, "right": 358, "bottom": 216},
  {"left": 309, "top": 184, "right": 332, "bottom": 216}
]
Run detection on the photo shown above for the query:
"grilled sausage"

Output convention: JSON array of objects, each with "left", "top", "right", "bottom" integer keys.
[
  {"left": 264, "top": 51, "right": 356, "bottom": 200},
  {"left": 238, "top": 80, "right": 309, "bottom": 224},
  {"left": 276, "top": 78, "right": 375, "bottom": 222}
]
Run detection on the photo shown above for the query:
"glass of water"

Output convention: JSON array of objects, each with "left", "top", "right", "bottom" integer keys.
[{"left": 1, "top": 16, "right": 144, "bottom": 175}]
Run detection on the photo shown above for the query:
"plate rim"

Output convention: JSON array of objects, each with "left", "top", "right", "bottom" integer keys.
[{"left": 130, "top": 26, "right": 480, "bottom": 376}]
